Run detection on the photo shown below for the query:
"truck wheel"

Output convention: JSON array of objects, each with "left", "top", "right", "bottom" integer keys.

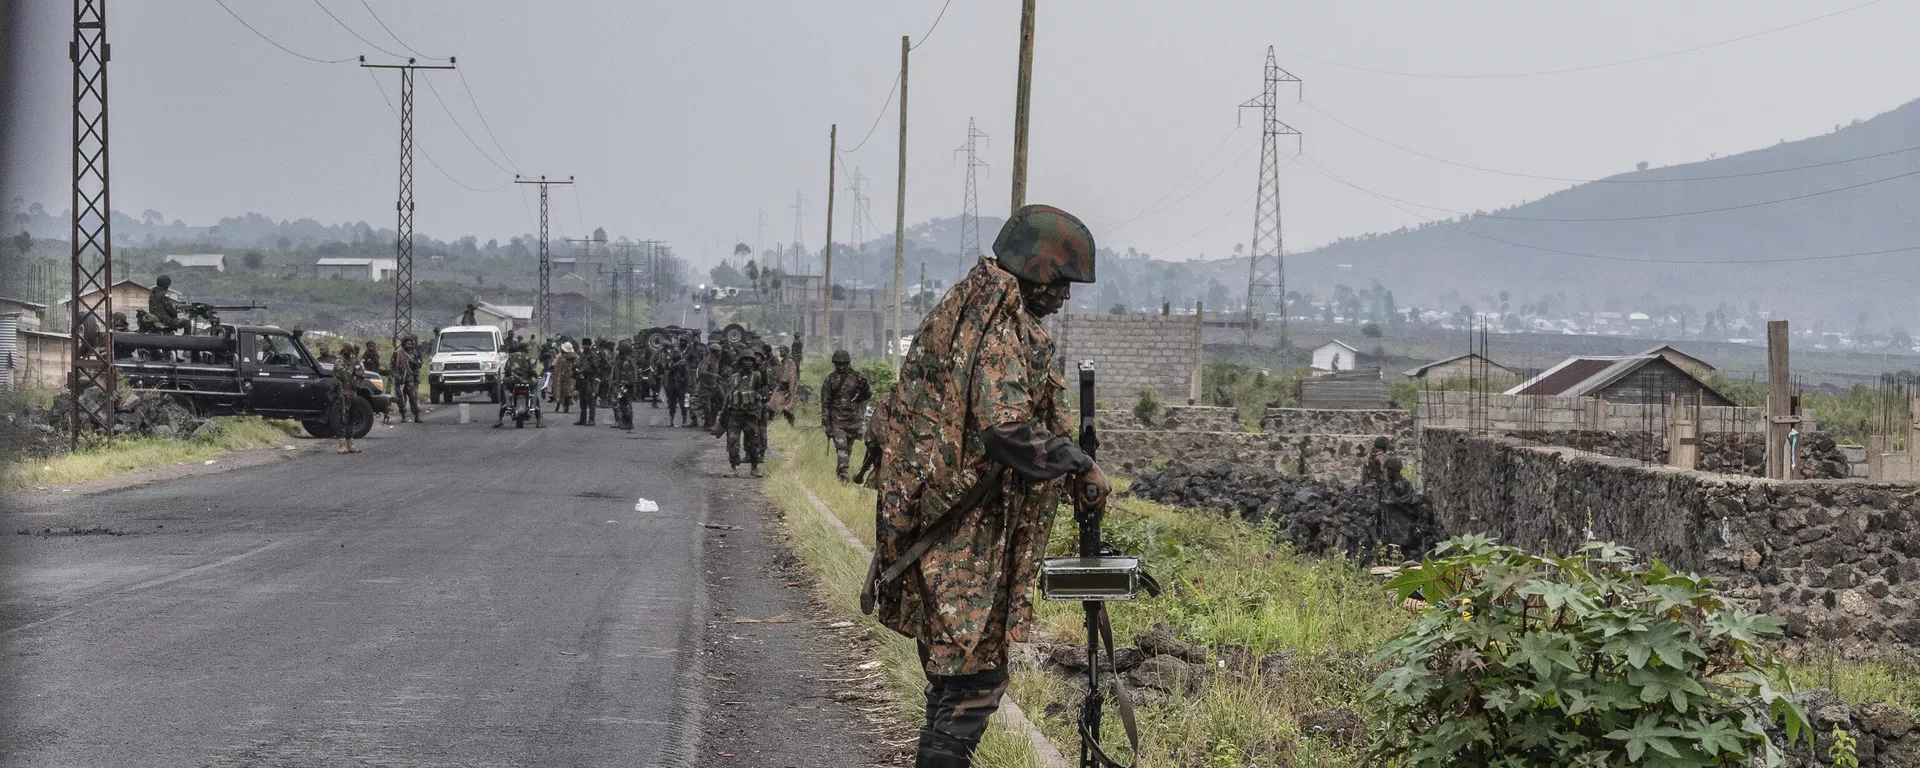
[
  {"left": 344, "top": 394, "right": 375, "bottom": 439},
  {"left": 429, "top": 381, "right": 443, "bottom": 404},
  {"left": 303, "top": 419, "right": 335, "bottom": 438}
]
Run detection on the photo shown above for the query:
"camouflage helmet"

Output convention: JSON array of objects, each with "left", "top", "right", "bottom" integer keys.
[
  {"left": 992, "top": 204, "right": 1095, "bottom": 285},
  {"left": 831, "top": 349, "right": 851, "bottom": 364}
]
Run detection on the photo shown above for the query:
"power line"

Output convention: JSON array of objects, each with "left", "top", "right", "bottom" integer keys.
[
  {"left": 909, "top": 0, "right": 953, "bottom": 51},
  {"left": 366, "top": 70, "right": 509, "bottom": 191},
  {"left": 1303, "top": 101, "right": 1920, "bottom": 184},
  {"left": 569, "top": 184, "right": 590, "bottom": 234},
  {"left": 211, "top": 0, "right": 354, "bottom": 64},
  {"left": 455, "top": 69, "right": 522, "bottom": 175},
  {"left": 358, "top": 0, "right": 449, "bottom": 61},
  {"left": 1293, "top": 153, "right": 1920, "bottom": 265},
  {"left": 1095, "top": 126, "right": 1251, "bottom": 236},
  {"left": 311, "top": 0, "right": 404, "bottom": 58},
  {"left": 423, "top": 77, "right": 516, "bottom": 174},
  {"left": 1296, "top": 0, "right": 1889, "bottom": 80},
  {"left": 1148, "top": 189, "right": 1256, "bottom": 255},
  {"left": 839, "top": 74, "right": 900, "bottom": 154}
]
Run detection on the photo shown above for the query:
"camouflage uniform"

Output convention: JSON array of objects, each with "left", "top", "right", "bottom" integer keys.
[
  {"left": 390, "top": 338, "right": 423, "bottom": 423},
  {"left": 331, "top": 343, "right": 365, "bottom": 454},
  {"left": 611, "top": 341, "right": 638, "bottom": 429},
  {"left": 866, "top": 205, "right": 1103, "bottom": 767},
  {"left": 146, "top": 276, "right": 190, "bottom": 334},
  {"left": 715, "top": 355, "right": 768, "bottom": 475},
  {"left": 766, "top": 346, "right": 799, "bottom": 427},
  {"left": 820, "top": 351, "right": 872, "bottom": 481},
  {"left": 695, "top": 342, "right": 724, "bottom": 429},
  {"left": 551, "top": 343, "right": 577, "bottom": 412},
  {"left": 573, "top": 338, "right": 602, "bottom": 426},
  {"left": 852, "top": 389, "right": 891, "bottom": 486},
  {"left": 495, "top": 345, "right": 542, "bottom": 427},
  {"left": 666, "top": 342, "right": 695, "bottom": 427}
]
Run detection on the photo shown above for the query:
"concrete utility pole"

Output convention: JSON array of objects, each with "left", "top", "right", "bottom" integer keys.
[
  {"left": 1009, "top": 0, "right": 1035, "bottom": 214},
  {"left": 892, "top": 34, "right": 910, "bottom": 368},
  {"left": 513, "top": 175, "right": 574, "bottom": 335},
  {"left": 69, "top": 0, "right": 114, "bottom": 443},
  {"left": 1240, "top": 46, "right": 1302, "bottom": 352},
  {"left": 954, "top": 117, "right": 989, "bottom": 281},
  {"left": 822, "top": 125, "right": 838, "bottom": 354},
  {"left": 361, "top": 56, "right": 456, "bottom": 353},
  {"left": 564, "top": 237, "right": 601, "bottom": 334},
  {"left": 1764, "top": 320, "right": 1797, "bottom": 479}
]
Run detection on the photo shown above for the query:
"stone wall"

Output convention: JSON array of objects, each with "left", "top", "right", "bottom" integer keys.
[
  {"left": 1264, "top": 408, "right": 1412, "bottom": 440},
  {"left": 1420, "top": 428, "right": 1920, "bottom": 653},
  {"left": 1101, "top": 428, "right": 1406, "bottom": 484},
  {"left": 1161, "top": 405, "right": 1241, "bottom": 432},
  {"left": 1415, "top": 391, "right": 1800, "bottom": 434},
  {"left": 1506, "top": 429, "right": 1868, "bottom": 479},
  {"left": 1049, "top": 313, "right": 1201, "bottom": 405}
]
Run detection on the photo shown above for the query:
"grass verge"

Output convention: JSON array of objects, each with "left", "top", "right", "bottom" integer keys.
[
  {"left": 2, "top": 416, "right": 300, "bottom": 493},
  {"left": 764, "top": 421, "right": 1044, "bottom": 768}
]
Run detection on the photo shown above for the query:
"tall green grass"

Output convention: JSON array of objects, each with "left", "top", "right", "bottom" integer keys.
[{"left": 3, "top": 416, "right": 298, "bottom": 492}]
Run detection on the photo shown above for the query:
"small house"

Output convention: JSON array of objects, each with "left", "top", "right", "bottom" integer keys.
[
  {"left": 1403, "top": 353, "right": 1517, "bottom": 381},
  {"left": 52, "top": 279, "right": 152, "bottom": 331},
  {"left": 163, "top": 253, "right": 227, "bottom": 273},
  {"left": 314, "top": 257, "right": 398, "bottom": 281},
  {"left": 1506, "top": 355, "right": 1733, "bottom": 406},
  {"left": 1310, "top": 340, "right": 1359, "bottom": 372},
  {"left": 470, "top": 301, "right": 534, "bottom": 334}
]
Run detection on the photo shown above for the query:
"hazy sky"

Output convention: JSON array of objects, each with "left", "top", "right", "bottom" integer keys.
[{"left": 7, "top": 1, "right": 1918, "bottom": 270}]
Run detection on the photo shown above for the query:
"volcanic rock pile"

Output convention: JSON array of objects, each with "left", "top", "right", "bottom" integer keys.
[{"left": 1127, "top": 461, "right": 1438, "bottom": 561}]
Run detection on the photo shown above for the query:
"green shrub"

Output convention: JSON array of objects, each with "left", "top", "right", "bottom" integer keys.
[
  {"left": 1134, "top": 385, "right": 1162, "bottom": 427},
  {"left": 855, "top": 358, "right": 896, "bottom": 393},
  {"left": 1366, "top": 535, "right": 1807, "bottom": 767}
]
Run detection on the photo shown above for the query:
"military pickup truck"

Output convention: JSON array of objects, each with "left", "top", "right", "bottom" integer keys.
[{"left": 113, "top": 325, "right": 390, "bottom": 439}]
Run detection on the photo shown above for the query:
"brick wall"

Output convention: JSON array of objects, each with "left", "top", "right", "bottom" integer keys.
[{"left": 1049, "top": 313, "right": 1200, "bottom": 406}]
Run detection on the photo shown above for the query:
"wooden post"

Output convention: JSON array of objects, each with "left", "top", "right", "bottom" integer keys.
[
  {"left": 822, "top": 124, "right": 837, "bottom": 355},
  {"left": 1764, "top": 320, "right": 1793, "bottom": 480},
  {"left": 892, "top": 35, "right": 909, "bottom": 369},
  {"left": 1190, "top": 301, "right": 1204, "bottom": 405},
  {"left": 1668, "top": 392, "right": 1699, "bottom": 469},
  {"left": 1009, "top": 0, "right": 1035, "bottom": 214}
]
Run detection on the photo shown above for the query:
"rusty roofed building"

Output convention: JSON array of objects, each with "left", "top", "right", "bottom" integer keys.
[{"left": 1505, "top": 355, "right": 1733, "bottom": 407}]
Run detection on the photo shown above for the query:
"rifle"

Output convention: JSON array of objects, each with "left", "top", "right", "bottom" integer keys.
[{"left": 1040, "top": 360, "right": 1158, "bottom": 767}]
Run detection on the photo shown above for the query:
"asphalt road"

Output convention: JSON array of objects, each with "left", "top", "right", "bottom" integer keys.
[{"left": 1, "top": 401, "right": 740, "bottom": 767}]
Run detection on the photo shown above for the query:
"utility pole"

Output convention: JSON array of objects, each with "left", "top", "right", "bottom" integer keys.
[
  {"left": 1764, "top": 320, "right": 1797, "bottom": 480},
  {"left": 1239, "top": 46, "right": 1301, "bottom": 350},
  {"left": 893, "top": 34, "right": 909, "bottom": 368},
  {"left": 614, "top": 240, "right": 660, "bottom": 316},
  {"left": 361, "top": 56, "right": 456, "bottom": 352},
  {"left": 1009, "top": 0, "right": 1036, "bottom": 214},
  {"left": 790, "top": 191, "right": 806, "bottom": 277},
  {"left": 565, "top": 237, "right": 602, "bottom": 334},
  {"left": 822, "top": 125, "right": 838, "bottom": 354},
  {"left": 513, "top": 175, "right": 574, "bottom": 335},
  {"left": 954, "top": 117, "right": 989, "bottom": 280},
  {"left": 69, "top": 0, "right": 114, "bottom": 443}
]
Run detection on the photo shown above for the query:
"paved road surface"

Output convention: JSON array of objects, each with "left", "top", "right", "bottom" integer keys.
[{"left": 0, "top": 401, "right": 831, "bottom": 767}]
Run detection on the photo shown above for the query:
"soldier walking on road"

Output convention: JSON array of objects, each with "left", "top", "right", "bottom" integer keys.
[
  {"left": 574, "top": 337, "right": 601, "bottom": 426},
  {"left": 863, "top": 205, "right": 1109, "bottom": 767},
  {"left": 331, "top": 341, "right": 366, "bottom": 454},
  {"left": 665, "top": 340, "right": 694, "bottom": 427},
  {"left": 696, "top": 341, "right": 724, "bottom": 429},
  {"left": 551, "top": 341, "right": 577, "bottom": 413},
  {"left": 713, "top": 352, "right": 767, "bottom": 477},
  {"left": 820, "top": 350, "right": 872, "bottom": 482},
  {"left": 390, "top": 336, "right": 423, "bottom": 423},
  {"left": 766, "top": 344, "right": 799, "bottom": 428}
]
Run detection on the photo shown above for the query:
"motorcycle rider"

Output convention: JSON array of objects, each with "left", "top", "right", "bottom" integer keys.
[{"left": 493, "top": 341, "right": 543, "bottom": 428}]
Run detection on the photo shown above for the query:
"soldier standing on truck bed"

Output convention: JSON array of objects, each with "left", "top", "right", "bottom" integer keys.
[
  {"left": 820, "top": 349, "right": 872, "bottom": 482},
  {"left": 390, "top": 336, "right": 423, "bottom": 423},
  {"left": 147, "top": 275, "right": 190, "bottom": 334},
  {"left": 332, "top": 342, "right": 365, "bottom": 454}
]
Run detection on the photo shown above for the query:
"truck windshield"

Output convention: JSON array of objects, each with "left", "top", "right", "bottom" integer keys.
[{"left": 438, "top": 331, "right": 495, "bottom": 352}]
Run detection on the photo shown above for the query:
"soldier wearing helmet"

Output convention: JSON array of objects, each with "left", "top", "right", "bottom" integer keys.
[
  {"left": 863, "top": 204, "right": 1109, "bottom": 767},
  {"left": 819, "top": 349, "right": 872, "bottom": 482}
]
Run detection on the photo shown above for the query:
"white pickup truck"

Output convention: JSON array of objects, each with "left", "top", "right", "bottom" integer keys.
[{"left": 428, "top": 325, "right": 508, "bottom": 403}]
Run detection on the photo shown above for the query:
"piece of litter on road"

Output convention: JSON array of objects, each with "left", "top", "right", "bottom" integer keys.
[
  {"left": 204, "top": 459, "right": 217, "bottom": 465},
  {"left": 558, "top": 651, "right": 578, "bottom": 656},
  {"left": 826, "top": 620, "right": 855, "bottom": 629},
  {"left": 700, "top": 523, "right": 742, "bottom": 531},
  {"left": 606, "top": 520, "right": 618, "bottom": 524},
  {"left": 634, "top": 498, "right": 659, "bottom": 512},
  {"left": 730, "top": 615, "right": 793, "bottom": 624},
  {"left": 856, "top": 660, "right": 884, "bottom": 671},
  {"left": 281, "top": 445, "right": 297, "bottom": 450}
]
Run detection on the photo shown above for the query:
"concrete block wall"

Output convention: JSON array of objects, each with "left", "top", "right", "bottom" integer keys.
[
  {"left": 1049, "top": 313, "right": 1200, "bottom": 406},
  {"left": 1420, "top": 428, "right": 1920, "bottom": 653},
  {"left": 1414, "top": 391, "right": 1797, "bottom": 434}
]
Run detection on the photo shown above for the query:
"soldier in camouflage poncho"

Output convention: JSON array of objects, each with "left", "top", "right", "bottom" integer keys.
[
  {"left": 820, "top": 350, "right": 872, "bottom": 482},
  {"left": 865, "top": 205, "right": 1110, "bottom": 767}
]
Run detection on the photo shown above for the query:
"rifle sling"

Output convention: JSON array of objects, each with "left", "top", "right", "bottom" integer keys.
[
  {"left": 875, "top": 467, "right": 1006, "bottom": 586},
  {"left": 1079, "top": 603, "right": 1144, "bottom": 768}
]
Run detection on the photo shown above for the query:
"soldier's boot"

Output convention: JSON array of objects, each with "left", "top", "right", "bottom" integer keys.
[
  {"left": 783, "top": 411, "right": 796, "bottom": 427},
  {"left": 345, "top": 438, "right": 361, "bottom": 454},
  {"left": 750, "top": 464, "right": 762, "bottom": 478},
  {"left": 337, "top": 437, "right": 351, "bottom": 455}
]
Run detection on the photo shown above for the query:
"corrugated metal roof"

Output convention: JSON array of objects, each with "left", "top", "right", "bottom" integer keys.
[
  {"left": 316, "top": 258, "right": 375, "bottom": 266},
  {"left": 1509, "top": 357, "right": 1629, "bottom": 396},
  {"left": 0, "top": 315, "right": 17, "bottom": 387},
  {"left": 164, "top": 253, "right": 226, "bottom": 267}
]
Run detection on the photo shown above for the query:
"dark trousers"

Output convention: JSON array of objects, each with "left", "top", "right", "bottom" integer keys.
[
  {"left": 393, "top": 379, "right": 420, "bottom": 420},
  {"left": 915, "top": 643, "right": 1009, "bottom": 768},
  {"left": 575, "top": 379, "right": 598, "bottom": 423},
  {"left": 665, "top": 384, "right": 688, "bottom": 424}
]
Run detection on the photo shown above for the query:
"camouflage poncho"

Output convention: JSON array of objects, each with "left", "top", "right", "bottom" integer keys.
[{"left": 871, "top": 257, "right": 1070, "bottom": 676}]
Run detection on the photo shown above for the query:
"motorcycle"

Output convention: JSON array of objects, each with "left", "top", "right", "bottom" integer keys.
[
  {"left": 505, "top": 379, "right": 540, "bottom": 428},
  {"left": 612, "top": 382, "right": 635, "bottom": 431}
]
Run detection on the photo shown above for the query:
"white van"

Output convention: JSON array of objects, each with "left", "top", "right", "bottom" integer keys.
[{"left": 429, "top": 325, "right": 507, "bottom": 403}]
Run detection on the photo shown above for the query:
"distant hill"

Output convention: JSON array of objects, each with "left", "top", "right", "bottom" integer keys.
[{"left": 1289, "top": 98, "right": 1920, "bottom": 329}]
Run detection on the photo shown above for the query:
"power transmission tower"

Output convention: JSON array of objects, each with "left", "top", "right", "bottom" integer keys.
[
  {"left": 1239, "top": 46, "right": 1301, "bottom": 350},
  {"left": 361, "top": 57, "right": 456, "bottom": 352},
  {"left": 846, "top": 167, "right": 869, "bottom": 287},
  {"left": 953, "top": 117, "right": 989, "bottom": 280},
  {"left": 68, "top": 0, "right": 114, "bottom": 443},
  {"left": 790, "top": 191, "right": 805, "bottom": 276},
  {"left": 513, "top": 175, "right": 574, "bottom": 335},
  {"left": 614, "top": 240, "right": 660, "bottom": 316}
]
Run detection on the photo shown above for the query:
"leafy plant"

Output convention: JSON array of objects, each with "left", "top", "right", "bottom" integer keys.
[
  {"left": 1365, "top": 535, "right": 1807, "bottom": 767},
  {"left": 1829, "top": 727, "right": 1859, "bottom": 768},
  {"left": 1134, "top": 385, "right": 1162, "bottom": 427}
]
